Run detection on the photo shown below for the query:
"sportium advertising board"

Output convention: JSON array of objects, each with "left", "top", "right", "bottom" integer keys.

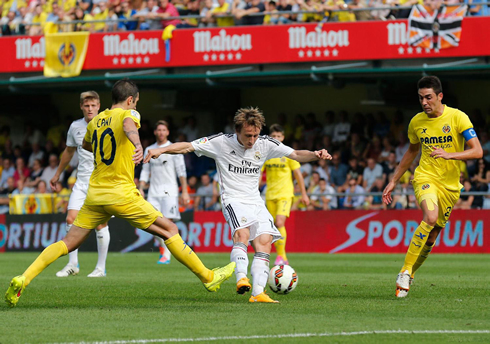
[
  {"left": 0, "top": 210, "right": 488, "bottom": 253},
  {"left": 1, "top": 16, "right": 490, "bottom": 73}
]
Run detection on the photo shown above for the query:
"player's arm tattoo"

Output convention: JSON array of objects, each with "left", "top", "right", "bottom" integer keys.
[{"left": 123, "top": 118, "right": 142, "bottom": 148}]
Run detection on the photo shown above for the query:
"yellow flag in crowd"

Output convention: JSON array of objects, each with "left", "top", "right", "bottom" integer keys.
[
  {"left": 44, "top": 32, "right": 89, "bottom": 78},
  {"left": 10, "top": 194, "right": 54, "bottom": 214}
]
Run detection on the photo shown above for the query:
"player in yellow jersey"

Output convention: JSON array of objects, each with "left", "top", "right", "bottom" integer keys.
[
  {"left": 5, "top": 79, "right": 235, "bottom": 307},
  {"left": 382, "top": 76, "right": 483, "bottom": 298},
  {"left": 262, "top": 124, "right": 310, "bottom": 266}
]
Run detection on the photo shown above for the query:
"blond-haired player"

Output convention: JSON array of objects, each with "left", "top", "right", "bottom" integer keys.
[
  {"left": 262, "top": 124, "right": 309, "bottom": 266},
  {"left": 50, "top": 91, "right": 110, "bottom": 278},
  {"left": 144, "top": 108, "right": 332, "bottom": 303},
  {"left": 5, "top": 79, "right": 235, "bottom": 307},
  {"left": 382, "top": 76, "right": 483, "bottom": 298}
]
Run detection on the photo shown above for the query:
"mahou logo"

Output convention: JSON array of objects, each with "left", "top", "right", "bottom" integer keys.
[
  {"left": 287, "top": 26, "right": 349, "bottom": 49},
  {"left": 15, "top": 37, "right": 45, "bottom": 59},
  {"left": 193, "top": 30, "right": 252, "bottom": 53},
  {"left": 103, "top": 33, "right": 159, "bottom": 56}
]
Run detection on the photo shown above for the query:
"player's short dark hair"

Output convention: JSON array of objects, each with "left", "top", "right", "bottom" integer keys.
[
  {"left": 234, "top": 107, "right": 266, "bottom": 132},
  {"left": 269, "top": 124, "right": 284, "bottom": 134},
  {"left": 418, "top": 76, "right": 442, "bottom": 94},
  {"left": 154, "top": 120, "right": 169, "bottom": 130},
  {"left": 112, "top": 78, "right": 139, "bottom": 104}
]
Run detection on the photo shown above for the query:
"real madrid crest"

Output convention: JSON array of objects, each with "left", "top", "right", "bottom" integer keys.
[
  {"left": 241, "top": 217, "right": 247, "bottom": 223},
  {"left": 254, "top": 151, "right": 262, "bottom": 160}
]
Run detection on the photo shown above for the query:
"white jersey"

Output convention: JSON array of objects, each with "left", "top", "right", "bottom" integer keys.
[
  {"left": 192, "top": 133, "right": 294, "bottom": 205},
  {"left": 66, "top": 118, "right": 93, "bottom": 185},
  {"left": 140, "top": 141, "right": 187, "bottom": 198}
]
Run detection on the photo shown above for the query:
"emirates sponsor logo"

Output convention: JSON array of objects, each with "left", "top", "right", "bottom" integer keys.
[
  {"left": 288, "top": 27, "right": 349, "bottom": 49},
  {"left": 193, "top": 30, "right": 252, "bottom": 53},
  {"left": 15, "top": 37, "right": 45, "bottom": 59},
  {"left": 103, "top": 33, "right": 159, "bottom": 56}
]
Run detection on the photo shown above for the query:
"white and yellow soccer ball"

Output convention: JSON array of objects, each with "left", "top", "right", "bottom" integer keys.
[{"left": 268, "top": 265, "right": 298, "bottom": 294}]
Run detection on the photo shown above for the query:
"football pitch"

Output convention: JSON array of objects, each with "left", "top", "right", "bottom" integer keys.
[{"left": 1, "top": 253, "right": 489, "bottom": 344}]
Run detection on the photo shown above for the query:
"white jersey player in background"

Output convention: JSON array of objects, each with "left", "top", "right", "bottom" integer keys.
[
  {"left": 50, "top": 91, "right": 110, "bottom": 278},
  {"left": 145, "top": 108, "right": 332, "bottom": 303},
  {"left": 138, "top": 120, "right": 190, "bottom": 264}
]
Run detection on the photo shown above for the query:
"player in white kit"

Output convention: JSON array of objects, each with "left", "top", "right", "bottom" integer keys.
[
  {"left": 144, "top": 108, "right": 332, "bottom": 302},
  {"left": 138, "top": 120, "right": 190, "bottom": 264},
  {"left": 50, "top": 91, "right": 110, "bottom": 278}
]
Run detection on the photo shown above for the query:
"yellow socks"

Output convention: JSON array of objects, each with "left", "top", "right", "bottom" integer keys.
[
  {"left": 411, "top": 244, "right": 433, "bottom": 277},
  {"left": 24, "top": 241, "right": 68, "bottom": 286},
  {"left": 165, "top": 234, "right": 213, "bottom": 283},
  {"left": 274, "top": 226, "right": 288, "bottom": 260},
  {"left": 401, "top": 221, "right": 433, "bottom": 275}
]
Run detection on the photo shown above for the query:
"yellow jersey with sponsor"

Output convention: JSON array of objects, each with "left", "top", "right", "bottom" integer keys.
[
  {"left": 84, "top": 107, "right": 141, "bottom": 205},
  {"left": 262, "top": 157, "right": 301, "bottom": 200},
  {"left": 407, "top": 105, "right": 473, "bottom": 191}
]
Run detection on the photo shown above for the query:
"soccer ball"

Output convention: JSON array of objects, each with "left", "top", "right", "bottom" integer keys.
[{"left": 268, "top": 264, "right": 298, "bottom": 294}]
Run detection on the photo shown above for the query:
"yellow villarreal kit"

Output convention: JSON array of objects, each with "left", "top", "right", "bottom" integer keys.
[
  {"left": 74, "top": 108, "right": 162, "bottom": 230},
  {"left": 408, "top": 105, "right": 474, "bottom": 227},
  {"left": 262, "top": 157, "right": 300, "bottom": 218}
]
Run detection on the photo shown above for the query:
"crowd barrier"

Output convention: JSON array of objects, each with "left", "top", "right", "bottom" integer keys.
[{"left": 0, "top": 210, "right": 488, "bottom": 253}]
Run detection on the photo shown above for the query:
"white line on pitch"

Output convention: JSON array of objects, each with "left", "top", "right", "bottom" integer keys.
[{"left": 51, "top": 329, "right": 490, "bottom": 344}]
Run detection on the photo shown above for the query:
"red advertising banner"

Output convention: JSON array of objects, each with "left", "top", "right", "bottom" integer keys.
[
  {"left": 186, "top": 210, "right": 489, "bottom": 253},
  {"left": 2, "top": 17, "right": 490, "bottom": 74}
]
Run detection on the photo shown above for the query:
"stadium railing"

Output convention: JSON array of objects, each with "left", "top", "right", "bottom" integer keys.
[{"left": 1, "top": 191, "right": 488, "bottom": 214}]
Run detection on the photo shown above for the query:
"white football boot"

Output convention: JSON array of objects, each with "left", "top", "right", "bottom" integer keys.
[
  {"left": 56, "top": 263, "right": 80, "bottom": 277},
  {"left": 396, "top": 270, "right": 411, "bottom": 298},
  {"left": 87, "top": 268, "right": 106, "bottom": 277}
]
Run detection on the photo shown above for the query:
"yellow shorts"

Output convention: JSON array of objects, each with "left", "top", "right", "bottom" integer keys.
[
  {"left": 266, "top": 198, "right": 293, "bottom": 219},
  {"left": 74, "top": 192, "right": 163, "bottom": 230},
  {"left": 413, "top": 180, "right": 460, "bottom": 228}
]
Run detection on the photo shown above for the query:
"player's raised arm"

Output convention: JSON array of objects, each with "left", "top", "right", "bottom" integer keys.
[
  {"left": 430, "top": 135, "right": 483, "bottom": 160},
  {"left": 143, "top": 142, "right": 195, "bottom": 163},
  {"left": 123, "top": 117, "right": 143, "bottom": 165},
  {"left": 288, "top": 149, "right": 332, "bottom": 163}
]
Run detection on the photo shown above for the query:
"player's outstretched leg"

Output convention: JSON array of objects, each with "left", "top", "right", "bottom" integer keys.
[
  {"left": 56, "top": 225, "right": 79, "bottom": 277},
  {"left": 249, "top": 252, "right": 278, "bottom": 303},
  {"left": 6, "top": 241, "right": 69, "bottom": 307},
  {"left": 88, "top": 225, "right": 110, "bottom": 277},
  {"left": 164, "top": 233, "right": 235, "bottom": 292},
  {"left": 396, "top": 221, "right": 432, "bottom": 298}
]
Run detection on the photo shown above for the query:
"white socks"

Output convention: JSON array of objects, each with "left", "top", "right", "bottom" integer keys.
[
  {"left": 66, "top": 224, "right": 79, "bottom": 266},
  {"left": 251, "top": 252, "right": 270, "bottom": 296},
  {"left": 231, "top": 242, "right": 249, "bottom": 282},
  {"left": 156, "top": 236, "right": 171, "bottom": 260},
  {"left": 95, "top": 226, "right": 110, "bottom": 271}
]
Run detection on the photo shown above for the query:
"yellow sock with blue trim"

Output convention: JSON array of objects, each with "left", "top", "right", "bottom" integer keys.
[
  {"left": 274, "top": 226, "right": 287, "bottom": 261},
  {"left": 401, "top": 221, "right": 432, "bottom": 275},
  {"left": 23, "top": 241, "right": 68, "bottom": 286},
  {"left": 165, "top": 234, "right": 213, "bottom": 283},
  {"left": 411, "top": 243, "right": 433, "bottom": 277}
]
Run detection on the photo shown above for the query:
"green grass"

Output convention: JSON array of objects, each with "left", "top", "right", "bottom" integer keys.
[{"left": 1, "top": 253, "right": 489, "bottom": 344}]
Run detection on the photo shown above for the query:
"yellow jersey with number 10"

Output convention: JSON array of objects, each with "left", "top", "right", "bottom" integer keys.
[
  {"left": 262, "top": 157, "right": 301, "bottom": 200},
  {"left": 84, "top": 107, "right": 141, "bottom": 205},
  {"left": 407, "top": 105, "right": 473, "bottom": 192}
]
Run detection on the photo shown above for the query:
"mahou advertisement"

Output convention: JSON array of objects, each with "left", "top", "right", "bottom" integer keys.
[
  {"left": 1, "top": 16, "right": 490, "bottom": 73},
  {"left": 1, "top": 210, "right": 488, "bottom": 253}
]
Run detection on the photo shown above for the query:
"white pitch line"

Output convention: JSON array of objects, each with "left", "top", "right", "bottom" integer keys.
[{"left": 51, "top": 329, "right": 490, "bottom": 344}]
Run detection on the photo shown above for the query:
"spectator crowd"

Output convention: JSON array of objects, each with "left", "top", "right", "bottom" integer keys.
[
  {"left": 0, "top": 0, "right": 488, "bottom": 36},
  {"left": 1, "top": 109, "right": 490, "bottom": 214}
]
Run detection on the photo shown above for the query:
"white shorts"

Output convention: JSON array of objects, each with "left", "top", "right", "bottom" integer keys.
[
  {"left": 67, "top": 182, "right": 88, "bottom": 211},
  {"left": 222, "top": 201, "right": 281, "bottom": 244},
  {"left": 147, "top": 196, "right": 181, "bottom": 221}
]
